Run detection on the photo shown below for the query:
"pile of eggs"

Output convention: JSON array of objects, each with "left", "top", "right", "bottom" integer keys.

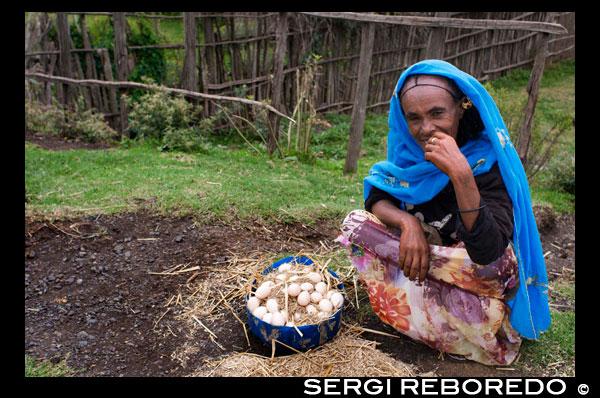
[{"left": 247, "top": 261, "right": 345, "bottom": 327}]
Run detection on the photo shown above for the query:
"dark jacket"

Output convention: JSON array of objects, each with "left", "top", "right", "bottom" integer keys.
[{"left": 364, "top": 162, "right": 513, "bottom": 265}]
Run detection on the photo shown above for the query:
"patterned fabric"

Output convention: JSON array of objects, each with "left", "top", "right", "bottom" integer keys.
[{"left": 339, "top": 210, "right": 522, "bottom": 365}]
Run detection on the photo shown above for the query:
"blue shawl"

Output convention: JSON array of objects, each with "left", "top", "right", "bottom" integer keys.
[{"left": 364, "top": 60, "right": 550, "bottom": 340}]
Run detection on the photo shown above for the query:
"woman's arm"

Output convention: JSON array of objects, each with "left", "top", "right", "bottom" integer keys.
[{"left": 371, "top": 199, "right": 430, "bottom": 282}]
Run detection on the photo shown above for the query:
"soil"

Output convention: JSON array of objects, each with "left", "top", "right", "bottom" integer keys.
[{"left": 25, "top": 131, "right": 575, "bottom": 377}]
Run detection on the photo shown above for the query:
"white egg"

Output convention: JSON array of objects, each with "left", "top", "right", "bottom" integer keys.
[
  {"left": 315, "top": 282, "right": 327, "bottom": 295},
  {"left": 318, "top": 298, "right": 333, "bottom": 313},
  {"left": 278, "top": 263, "right": 292, "bottom": 272},
  {"left": 271, "top": 312, "right": 285, "bottom": 326},
  {"left": 280, "top": 310, "right": 288, "bottom": 322},
  {"left": 306, "top": 304, "right": 317, "bottom": 314},
  {"left": 307, "top": 272, "right": 322, "bottom": 284},
  {"left": 331, "top": 292, "right": 344, "bottom": 308},
  {"left": 326, "top": 290, "right": 334, "bottom": 300},
  {"left": 317, "top": 311, "right": 329, "bottom": 320},
  {"left": 310, "top": 292, "right": 323, "bottom": 303},
  {"left": 294, "top": 312, "right": 303, "bottom": 321},
  {"left": 253, "top": 306, "right": 268, "bottom": 319},
  {"left": 297, "top": 291, "right": 311, "bottom": 306},
  {"left": 255, "top": 283, "right": 271, "bottom": 299},
  {"left": 262, "top": 312, "right": 273, "bottom": 324},
  {"left": 247, "top": 296, "right": 260, "bottom": 312},
  {"left": 300, "top": 282, "right": 314, "bottom": 292},
  {"left": 285, "top": 321, "right": 295, "bottom": 327},
  {"left": 276, "top": 273, "right": 288, "bottom": 282},
  {"left": 286, "top": 283, "right": 301, "bottom": 297},
  {"left": 288, "top": 275, "right": 300, "bottom": 282},
  {"left": 266, "top": 298, "right": 279, "bottom": 313}
]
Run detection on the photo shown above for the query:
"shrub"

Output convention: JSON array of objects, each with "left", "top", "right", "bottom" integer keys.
[
  {"left": 126, "top": 85, "right": 210, "bottom": 152},
  {"left": 25, "top": 96, "right": 118, "bottom": 143},
  {"left": 547, "top": 152, "right": 575, "bottom": 195}
]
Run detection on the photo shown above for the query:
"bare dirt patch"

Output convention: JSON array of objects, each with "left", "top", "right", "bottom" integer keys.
[{"left": 24, "top": 207, "right": 574, "bottom": 377}]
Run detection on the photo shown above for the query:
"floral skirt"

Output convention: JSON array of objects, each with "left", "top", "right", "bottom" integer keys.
[{"left": 338, "top": 210, "right": 522, "bottom": 365}]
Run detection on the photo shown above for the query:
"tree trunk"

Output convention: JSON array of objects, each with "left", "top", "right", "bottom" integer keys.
[
  {"left": 80, "top": 14, "right": 103, "bottom": 112},
  {"left": 267, "top": 12, "right": 289, "bottom": 155},
  {"left": 426, "top": 12, "right": 451, "bottom": 59},
  {"left": 56, "top": 12, "right": 74, "bottom": 108},
  {"left": 516, "top": 13, "right": 556, "bottom": 166},
  {"left": 182, "top": 12, "right": 198, "bottom": 93},
  {"left": 112, "top": 12, "right": 129, "bottom": 137},
  {"left": 343, "top": 22, "right": 375, "bottom": 174}
]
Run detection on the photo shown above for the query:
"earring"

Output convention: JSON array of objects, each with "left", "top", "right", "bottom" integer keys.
[{"left": 461, "top": 98, "right": 473, "bottom": 110}]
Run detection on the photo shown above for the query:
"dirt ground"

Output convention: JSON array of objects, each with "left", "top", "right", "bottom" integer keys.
[{"left": 25, "top": 132, "right": 575, "bottom": 377}]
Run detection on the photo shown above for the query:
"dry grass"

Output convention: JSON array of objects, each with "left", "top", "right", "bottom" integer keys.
[{"left": 154, "top": 247, "right": 419, "bottom": 377}]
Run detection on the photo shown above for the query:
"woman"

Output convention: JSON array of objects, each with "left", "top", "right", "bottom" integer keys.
[{"left": 338, "top": 60, "right": 550, "bottom": 365}]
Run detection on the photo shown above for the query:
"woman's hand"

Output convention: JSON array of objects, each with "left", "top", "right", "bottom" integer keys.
[
  {"left": 424, "top": 131, "right": 482, "bottom": 233},
  {"left": 397, "top": 215, "right": 430, "bottom": 282},
  {"left": 423, "top": 131, "right": 471, "bottom": 180},
  {"left": 371, "top": 199, "right": 430, "bottom": 282}
]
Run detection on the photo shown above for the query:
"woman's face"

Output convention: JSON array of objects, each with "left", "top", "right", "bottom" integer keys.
[{"left": 400, "top": 75, "right": 465, "bottom": 151}]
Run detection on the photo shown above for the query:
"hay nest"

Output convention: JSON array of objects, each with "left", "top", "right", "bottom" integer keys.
[
  {"left": 156, "top": 247, "right": 419, "bottom": 377},
  {"left": 195, "top": 328, "right": 417, "bottom": 377}
]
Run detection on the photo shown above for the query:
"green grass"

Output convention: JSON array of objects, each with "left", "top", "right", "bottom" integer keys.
[
  {"left": 517, "top": 310, "right": 575, "bottom": 376},
  {"left": 25, "top": 140, "right": 371, "bottom": 224},
  {"left": 25, "top": 355, "right": 81, "bottom": 377}
]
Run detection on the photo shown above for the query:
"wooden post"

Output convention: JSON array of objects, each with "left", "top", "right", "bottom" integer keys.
[
  {"left": 99, "top": 48, "right": 120, "bottom": 132},
  {"left": 182, "top": 12, "right": 198, "bottom": 94},
  {"left": 112, "top": 12, "right": 129, "bottom": 137},
  {"left": 80, "top": 14, "right": 102, "bottom": 112},
  {"left": 516, "top": 13, "right": 556, "bottom": 166},
  {"left": 267, "top": 12, "right": 288, "bottom": 156},
  {"left": 56, "top": 12, "right": 74, "bottom": 108},
  {"left": 343, "top": 22, "right": 375, "bottom": 174},
  {"left": 426, "top": 12, "right": 451, "bottom": 59}
]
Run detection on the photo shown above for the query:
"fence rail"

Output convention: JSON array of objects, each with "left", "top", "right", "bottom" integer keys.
[{"left": 25, "top": 11, "right": 574, "bottom": 162}]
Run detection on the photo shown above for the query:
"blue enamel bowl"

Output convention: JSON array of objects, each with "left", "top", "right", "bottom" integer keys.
[{"left": 246, "top": 256, "right": 345, "bottom": 351}]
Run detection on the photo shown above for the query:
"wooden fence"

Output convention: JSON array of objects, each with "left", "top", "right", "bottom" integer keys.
[{"left": 25, "top": 11, "right": 574, "bottom": 168}]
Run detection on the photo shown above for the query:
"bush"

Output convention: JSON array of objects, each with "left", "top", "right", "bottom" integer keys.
[
  {"left": 547, "top": 153, "right": 575, "bottom": 195},
  {"left": 25, "top": 96, "right": 118, "bottom": 143},
  {"left": 126, "top": 85, "right": 210, "bottom": 152}
]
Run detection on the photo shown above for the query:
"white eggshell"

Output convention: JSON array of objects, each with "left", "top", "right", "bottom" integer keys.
[
  {"left": 300, "top": 282, "right": 314, "bottom": 292},
  {"left": 310, "top": 291, "right": 323, "bottom": 303},
  {"left": 307, "top": 272, "right": 322, "bottom": 284},
  {"left": 318, "top": 298, "right": 333, "bottom": 313},
  {"left": 326, "top": 290, "right": 334, "bottom": 300},
  {"left": 285, "top": 321, "right": 295, "bottom": 327},
  {"left": 266, "top": 298, "right": 279, "bottom": 313},
  {"left": 276, "top": 273, "right": 288, "bottom": 282},
  {"left": 331, "top": 292, "right": 344, "bottom": 308},
  {"left": 271, "top": 312, "right": 285, "bottom": 326},
  {"left": 297, "top": 291, "right": 311, "bottom": 306},
  {"left": 286, "top": 283, "right": 301, "bottom": 297},
  {"left": 294, "top": 312, "right": 303, "bottom": 321},
  {"left": 255, "top": 284, "right": 271, "bottom": 299},
  {"left": 253, "top": 306, "right": 268, "bottom": 319},
  {"left": 315, "top": 282, "right": 327, "bottom": 295},
  {"left": 317, "top": 311, "right": 329, "bottom": 320},
  {"left": 280, "top": 310, "right": 288, "bottom": 322},
  {"left": 288, "top": 275, "right": 300, "bottom": 282},
  {"left": 278, "top": 263, "right": 292, "bottom": 272},
  {"left": 306, "top": 304, "right": 317, "bottom": 314},
  {"left": 262, "top": 312, "right": 273, "bottom": 324},
  {"left": 247, "top": 296, "right": 260, "bottom": 312}
]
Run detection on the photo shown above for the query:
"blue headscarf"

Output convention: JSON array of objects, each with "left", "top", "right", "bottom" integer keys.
[{"left": 364, "top": 59, "right": 550, "bottom": 340}]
